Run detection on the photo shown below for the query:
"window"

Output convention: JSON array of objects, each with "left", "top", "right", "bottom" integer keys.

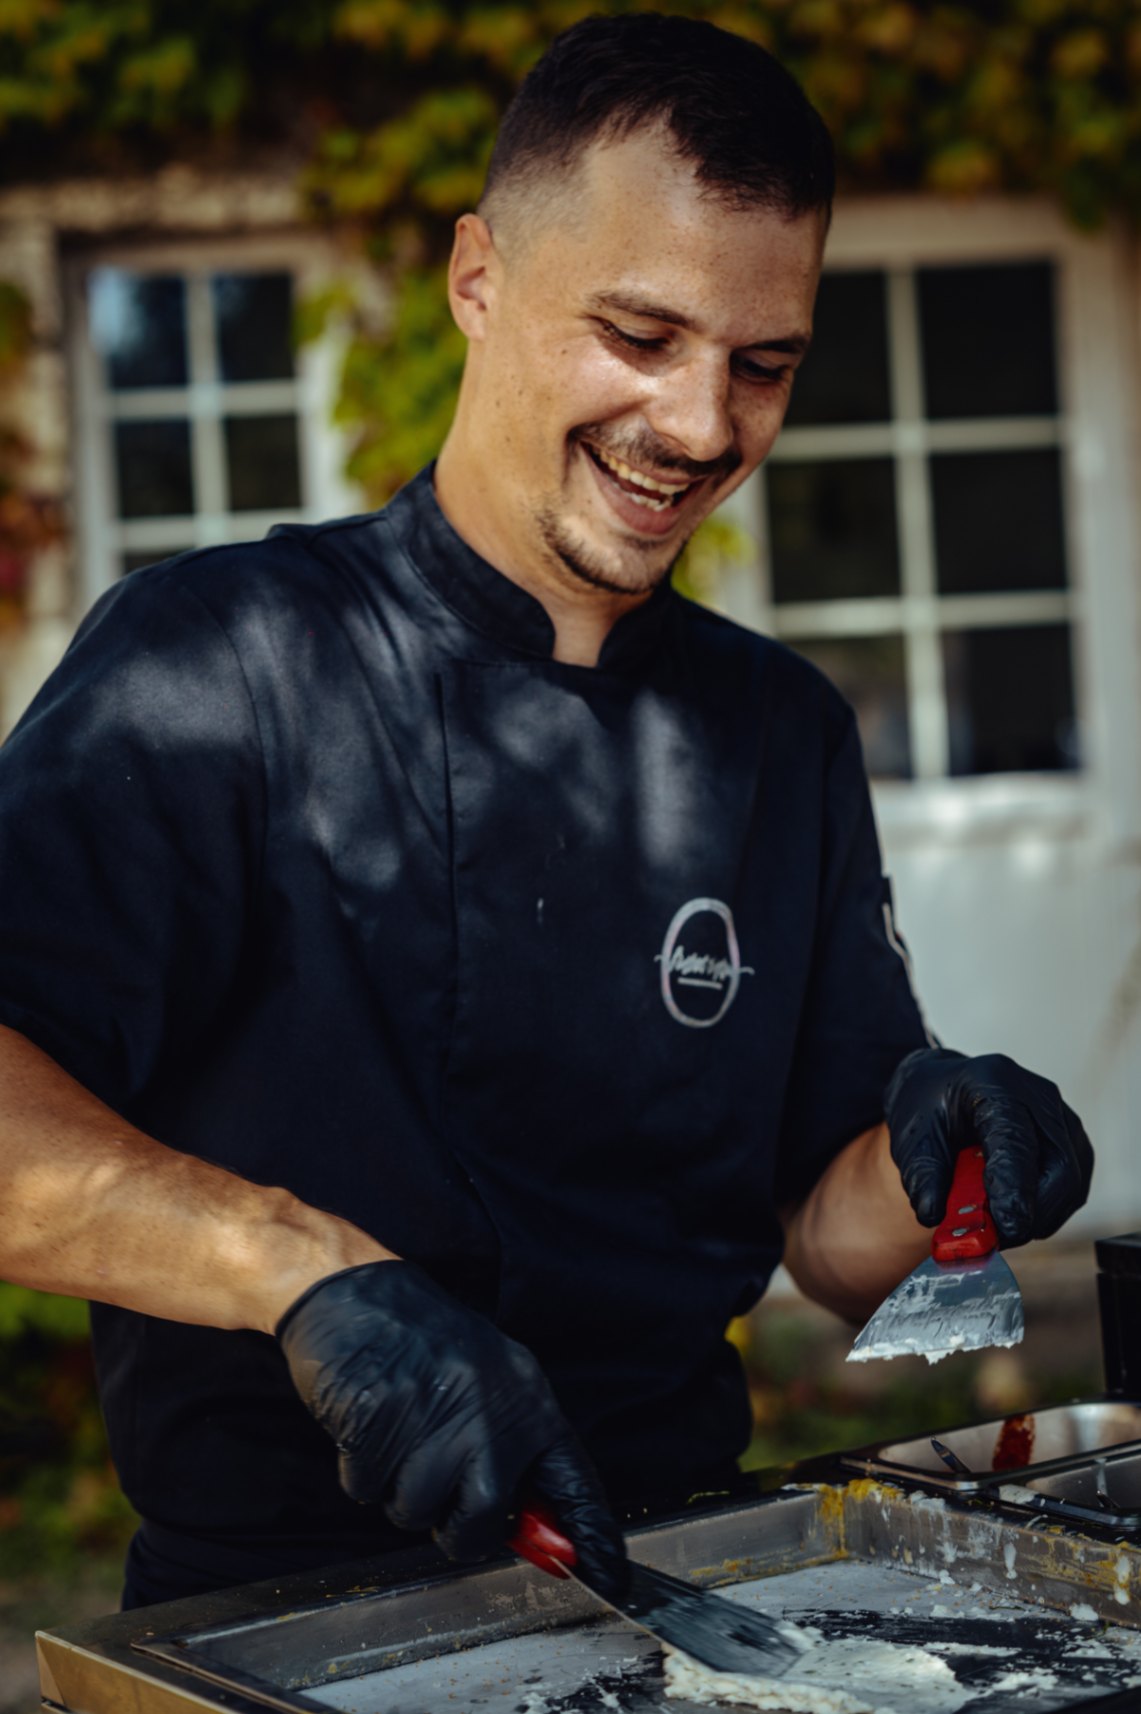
[
  {"left": 68, "top": 242, "right": 357, "bottom": 603},
  {"left": 758, "top": 257, "right": 1077, "bottom": 782},
  {"left": 708, "top": 199, "right": 1141, "bottom": 845}
]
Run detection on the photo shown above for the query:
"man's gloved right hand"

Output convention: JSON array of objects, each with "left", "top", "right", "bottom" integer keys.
[{"left": 276, "top": 1260, "right": 628, "bottom": 1599}]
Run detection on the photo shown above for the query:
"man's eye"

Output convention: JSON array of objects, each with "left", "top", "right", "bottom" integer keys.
[
  {"left": 602, "top": 321, "right": 667, "bottom": 352},
  {"left": 735, "top": 357, "right": 790, "bottom": 384}
]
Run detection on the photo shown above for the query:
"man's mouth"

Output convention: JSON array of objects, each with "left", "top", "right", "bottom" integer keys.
[{"left": 582, "top": 442, "right": 702, "bottom": 513}]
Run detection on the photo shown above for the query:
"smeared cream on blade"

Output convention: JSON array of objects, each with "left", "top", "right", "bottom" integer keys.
[
  {"left": 848, "top": 1253, "right": 1024, "bottom": 1364},
  {"left": 846, "top": 1146, "right": 1025, "bottom": 1365}
]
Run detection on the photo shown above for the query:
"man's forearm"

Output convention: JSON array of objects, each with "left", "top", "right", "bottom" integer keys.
[
  {"left": 779, "top": 1122, "right": 930, "bottom": 1324},
  {"left": 0, "top": 1024, "right": 394, "bottom": 1335}
]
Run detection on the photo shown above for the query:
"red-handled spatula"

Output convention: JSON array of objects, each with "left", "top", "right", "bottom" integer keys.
[
  {"left": 847, "top": 1145, "right": 1025, "bottom": 1365},
  {"left": 508, "top": 1506, "right": 810, "bottom": 1678}
]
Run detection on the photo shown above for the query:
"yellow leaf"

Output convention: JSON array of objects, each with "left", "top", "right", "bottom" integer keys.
[
  {"left": 927, "top": 138, "right": 1002, "bottom": 195},
  {"left": 856, "top": 3, "right": 916, "bottom": 56},
  {"left": 0, "top": 0, "right": 59, "bottom": 38},
  {"left": 1050, "top": 28, "right": 1110, "bottom": 83}
]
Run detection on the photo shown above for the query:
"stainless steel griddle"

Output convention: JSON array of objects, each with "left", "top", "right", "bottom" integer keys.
[
  {"left": 35, "top": 1236, "right": 1141, "bottom": 1712},
  {"left": 36, "top": 1478, "right": 1141, "bottom": 1714}
]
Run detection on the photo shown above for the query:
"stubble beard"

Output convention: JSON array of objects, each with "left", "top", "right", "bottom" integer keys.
[{"left": 534, "top": 502, "right": 685, "bottom": 598}]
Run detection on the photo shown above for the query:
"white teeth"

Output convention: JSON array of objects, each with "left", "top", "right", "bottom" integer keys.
[{"left": 594, "top": 445, "right": 691, "bottom": 497}]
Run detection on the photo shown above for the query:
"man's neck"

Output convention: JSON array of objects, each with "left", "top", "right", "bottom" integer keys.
[{"left": 433, "top": 444, "right": 649, "bottom": 667}]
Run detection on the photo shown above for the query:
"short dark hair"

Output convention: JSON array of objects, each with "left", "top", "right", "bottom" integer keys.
[{"left": 482, "top": 12, "right": 834, "bottom": 221}]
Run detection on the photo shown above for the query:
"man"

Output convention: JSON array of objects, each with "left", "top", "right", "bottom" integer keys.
[{"left": 0, "top": 14, "right": 1091, "bottom": 1611}]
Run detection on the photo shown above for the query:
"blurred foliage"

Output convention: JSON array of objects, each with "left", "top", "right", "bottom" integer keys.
[
  {"left": 0, "top": 0, "right": 1139, "bottom": 513},
  {"left": 0, "top": 1322, "right": 136, "bottom": 1581},
  {"left": 0, "top": 280, "right": 64, "bottom": 618},
  {"left": 0, "top": 1285, "right": 88, "bottom": 1341}
]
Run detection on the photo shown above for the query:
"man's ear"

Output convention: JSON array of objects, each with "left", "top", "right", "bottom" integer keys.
[{"left": 447, "top": 213, "right": 499, "bottom": 341}]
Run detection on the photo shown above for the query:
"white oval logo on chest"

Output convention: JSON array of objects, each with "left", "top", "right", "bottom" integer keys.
[{"left": 654, "top": 898, "right": 754, "bottom": 1029}]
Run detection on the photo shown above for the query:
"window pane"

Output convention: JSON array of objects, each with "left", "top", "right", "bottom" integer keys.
[
  {"left": 89, "top": 271, "right": 188, "bottom": 390},
  {"left": 114, "top": 420, "right": 194, "bottom": 518},
  {"left": 121, "top": 548, "right": 192, "bottom": 577},
  {"left": 767, "top": 459, "right": 900, "bottom": 603},
  {"left": 919, "top": 262, "right": 1058, "bottom": 421},
  {"left": 783, "top": 634, "right": 911, "bottom": 779},
  {"left": 943, "top": 624, "right": 1079, "bottom": 775},
  {"left": 214, "top": 273, "right": 294, "bottom": 382},
  {"left": 784, "top": 271, "right": 891, "bottom": 427},
  {"left": 931, "top": 448, "right": 1067, "bottom": 595},
  {"left": 224, "top": 414, "right": 302, "bottom": 511}
]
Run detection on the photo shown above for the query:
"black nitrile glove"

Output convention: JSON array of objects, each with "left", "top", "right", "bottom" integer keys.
[
  {"left": 277, "top": 1260, "right": 628, "bottom": 1599},
  {"left": 885, "top": 1047, "right": 1093, "bottom": 1247}
]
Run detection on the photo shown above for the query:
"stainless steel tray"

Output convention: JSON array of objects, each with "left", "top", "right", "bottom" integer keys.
[
  {"left": 996, "top": 1445, "right": 1141, "bottom": 1533},
  {"left": 36, "top": 1480, "right": 1141, "bottom": 1713},
  {"left": 841, "top": 1397, "right": 1141, "bottom": 1492}
]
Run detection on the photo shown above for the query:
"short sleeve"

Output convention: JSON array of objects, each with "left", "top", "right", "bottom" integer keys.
[
  {"left": 0, "top": 567, "right": 265, "bottom": 1114},
  {"left": 774, "top": 707, "right": 932, "bottom": 1207}
]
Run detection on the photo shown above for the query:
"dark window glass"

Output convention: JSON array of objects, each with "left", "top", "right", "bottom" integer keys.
[
  {"left": 783, "top": 634, "right": 911, "bottom": 779},
  {"left": 919, "top": 262, "right": 1057, "bottom": 421},
  {"left": 121, "top": 548, "right": 192, "bottom": 577},
  {"left": 767, "top": 458, "right": 900, "bottom": 603},
  {"left": 90, "top": 271, "right": 188, "bottom": 390},
  {"left": 784, "top": 271, "right": 891, "bottom": 427},
  {"left": 943, "top": 624, "right": 1078, "bottom": 775},
  {"left": 214, "top": 273, "right": 294, "bottom": 382},
  {"left": 224, "top": 414, "right": 302, "bottom": 511},
  {"left": 930, "top": 448, "right": 1067, "bottom": 595},
  {"left": 114, "top": 421, "right": 194, "bottom": 519}
]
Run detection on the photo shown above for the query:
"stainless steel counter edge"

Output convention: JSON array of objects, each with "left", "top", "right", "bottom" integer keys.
[{"left": 35, "top": 1481, "right": 1141, "bottom": 1713}]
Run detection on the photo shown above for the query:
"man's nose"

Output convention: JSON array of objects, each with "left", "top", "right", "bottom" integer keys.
[{"left": 644, "top": 355, "right": 735, "bottom": 467}]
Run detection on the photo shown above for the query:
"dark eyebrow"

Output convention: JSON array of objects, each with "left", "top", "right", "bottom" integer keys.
[{"left": 585, "top": 290, "right": 812, "bottom": 357}]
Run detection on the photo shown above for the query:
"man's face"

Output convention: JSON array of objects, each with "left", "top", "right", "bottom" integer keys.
[{"left": 453, "top": 127, "right": 825, "bottom": 600}]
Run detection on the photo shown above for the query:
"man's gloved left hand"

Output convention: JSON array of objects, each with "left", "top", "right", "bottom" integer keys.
[{"left": 885, "top": 1047, "right": 1093, "bottom": 1247}]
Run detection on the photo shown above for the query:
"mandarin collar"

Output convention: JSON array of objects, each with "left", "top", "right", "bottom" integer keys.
[{"left": 386, "top": 465, "right": 677, "bottom": 673}]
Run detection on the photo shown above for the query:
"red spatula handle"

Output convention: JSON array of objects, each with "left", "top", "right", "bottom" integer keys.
[
  {"left": 508, "top": 1504, "right": 577, "bottom": 1579},
  {"left": 933, "top": 1146, "right": 998, "bottom": 1262}
]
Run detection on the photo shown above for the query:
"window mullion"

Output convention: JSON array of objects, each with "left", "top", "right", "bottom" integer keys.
[
  {"left": 888, "top": 266, "right": 947, "bottom": 781},
  {"left": 187, "top": 273, "right": 229, "bottom": 544},
  {"left": 70, "top": 274, "right": 119, "bottom": 608}
]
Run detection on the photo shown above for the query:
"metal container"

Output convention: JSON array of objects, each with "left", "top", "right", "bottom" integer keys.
[
  {"left": 1001, "top": 1445, "right": 1141, "bottom": 1532},
  {"left": 36, "top": 1479, "right": 1141, "bottom": 1713},
  {"left": 841, "top": 1397, "right": 1141, "bottom": 1493}
]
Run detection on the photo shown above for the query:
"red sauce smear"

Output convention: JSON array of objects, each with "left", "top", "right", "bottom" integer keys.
[{"left": 992, "top": 1412, "right": 1035, "bottom": 1471}]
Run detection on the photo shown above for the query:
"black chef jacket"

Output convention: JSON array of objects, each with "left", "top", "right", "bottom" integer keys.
[{"left": 0, "top": 466, "right": 930, "bottom": 1596}]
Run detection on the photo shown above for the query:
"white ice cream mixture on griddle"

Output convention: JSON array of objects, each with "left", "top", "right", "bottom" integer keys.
[
  {"left": 663, "top": 1634, "right": 969, "bottom": 1713},
  {"left": 308, "top": 1552, "right": 1141, "bottom": 1713}
]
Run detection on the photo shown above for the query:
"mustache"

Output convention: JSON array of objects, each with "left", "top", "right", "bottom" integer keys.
[{"left": 573, "top": 426, "right": 740, "bottom": 485}]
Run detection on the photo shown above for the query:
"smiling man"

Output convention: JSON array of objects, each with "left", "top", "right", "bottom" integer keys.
[
  {"left": 436, "top": 66, "right": 823, "bottom": 662},
  {"left": 0, "top": 13, "right": 1091, "bottom": 1612}
]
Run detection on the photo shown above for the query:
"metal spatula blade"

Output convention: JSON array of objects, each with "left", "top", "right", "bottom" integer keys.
[
  {"left": 589, "top": 1560, "right": 810, "bottom": 1676},
  {"left": 847, "top": 1146, "right": 1024, "bottom": 1365},
  {"left": 510, "top": 1507, "right": 811, "bottom": 1678}
]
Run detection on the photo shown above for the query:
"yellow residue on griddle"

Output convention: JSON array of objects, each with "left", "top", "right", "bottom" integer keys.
[
  {"left": 1072, "top": 1545, "right": 1138, "bottom": 1608},
  {"left": 811, "top": 1477, "right": 901, "bottom": 1550},
  {"left": 844, "top": 1478, "right": 895, "bottom": 1504}
]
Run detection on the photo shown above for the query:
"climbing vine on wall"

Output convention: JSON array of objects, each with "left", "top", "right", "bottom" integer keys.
[
  {"left": 0, "top": 280, "right": 62, "bottom": 622},
  {"left": 1, "top": 1, "right": 1139, "bottom": 511}
]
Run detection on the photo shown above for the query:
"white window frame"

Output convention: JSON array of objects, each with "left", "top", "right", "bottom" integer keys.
[
  {"left": 715, "top": 197, "right": 1141, "bottom": 850},
  {"left": 66, "top": 234, "right": 363, "bottom": 615}
]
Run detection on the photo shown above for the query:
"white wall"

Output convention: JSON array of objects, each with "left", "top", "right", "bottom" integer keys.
[{"left": 885, "top": 817, "right": 1141, "bottom": 1237}]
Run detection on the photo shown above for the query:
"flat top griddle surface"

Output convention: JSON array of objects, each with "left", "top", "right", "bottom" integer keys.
[{"left": 305, "top": 1558, "right": 1141, "bottom": 1714}]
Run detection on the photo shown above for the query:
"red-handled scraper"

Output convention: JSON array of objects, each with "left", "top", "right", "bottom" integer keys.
[
  {"left": 508, "top": 1507, "right": 810, "bottom": 1678},
  {"left": 847, "top": 1146, "right": 1024, "bottom": 1365}
]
